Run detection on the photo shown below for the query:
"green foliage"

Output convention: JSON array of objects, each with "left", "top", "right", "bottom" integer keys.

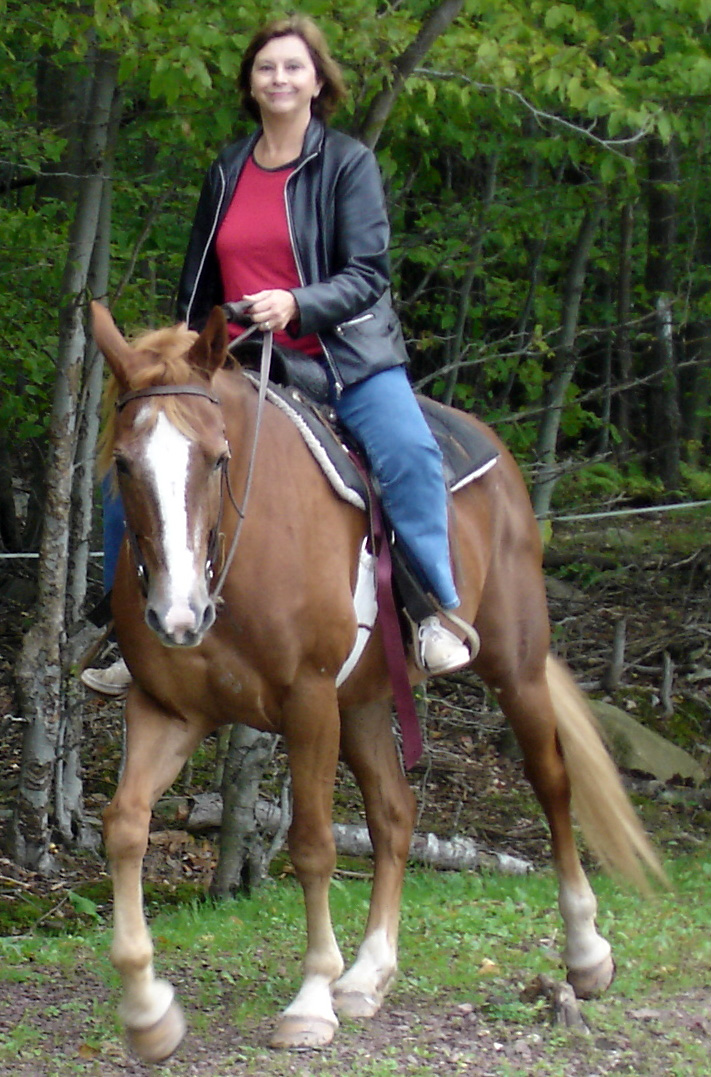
[
  {"left": 3, "top": 0, "right": 711, "bottom": 527},
  {"left": 679, "top": 462, "right": 711, "bottom": 500},
  {"left": 551, "top": 460, "right": 666, "bottom": 511}
]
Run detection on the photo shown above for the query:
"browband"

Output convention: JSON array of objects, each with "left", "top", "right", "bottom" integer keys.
[{"left": 116, "top": 384, "right": 221, "bottom": 411}]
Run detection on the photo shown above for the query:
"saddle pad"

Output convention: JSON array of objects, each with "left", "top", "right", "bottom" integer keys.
[
  {"left": 418, "top": 395, "right": 499, "bottom": 491},
  {"left": 243, "top": 372, "right": 499, "bottom": 506}
]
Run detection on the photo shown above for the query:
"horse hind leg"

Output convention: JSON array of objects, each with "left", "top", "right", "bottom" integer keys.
[
  {"left": 332, "top": 699, "right": 417, "bottom": 1019},
  {"left": 495, "top": 666, "right": 618, "bottom": 998},
  {"left": 543, "top": 655, "right": 666, "bottom": 994}
]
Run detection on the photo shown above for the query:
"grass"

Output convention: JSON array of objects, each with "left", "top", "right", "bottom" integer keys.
[{"left": 1, "top": 850, "right": 711, "bottom": 1074}]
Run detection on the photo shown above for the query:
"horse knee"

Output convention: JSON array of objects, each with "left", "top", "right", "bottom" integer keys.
[
  {"left": 103, "top": 800, "right": 151, "bottom": 862},
  {"left": 288, "top": 821, "right": 336, "bottom": 882}
]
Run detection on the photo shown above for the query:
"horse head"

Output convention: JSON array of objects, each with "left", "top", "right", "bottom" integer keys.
[{"left": 91, "top": 302, "right": 231, "bottom": 648}]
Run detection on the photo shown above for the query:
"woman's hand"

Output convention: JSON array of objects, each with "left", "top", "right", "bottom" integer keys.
[{"left": 243, "top": 289, "right": 298, "bottom": 333}]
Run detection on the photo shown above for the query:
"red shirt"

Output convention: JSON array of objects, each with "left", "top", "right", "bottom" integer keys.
[{"left": 215, "top": 155, "right": 322, "bottom": 356}]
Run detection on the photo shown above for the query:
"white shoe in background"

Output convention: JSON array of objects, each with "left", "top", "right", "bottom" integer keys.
[{"left": 80, "top": 657, "right": 132, "bottom": 697}]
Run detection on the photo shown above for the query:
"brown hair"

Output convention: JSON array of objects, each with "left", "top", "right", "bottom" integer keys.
[{"left": 238, "top": 15, "right": 348, "bottom": 123}]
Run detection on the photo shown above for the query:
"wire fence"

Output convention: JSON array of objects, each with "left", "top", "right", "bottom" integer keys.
[{"left": 3, "top": 498, "right": 711, "bottom": 560}]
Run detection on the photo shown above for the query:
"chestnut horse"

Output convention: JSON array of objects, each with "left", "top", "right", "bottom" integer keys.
[{"left": 91, "top": 302, "right": 662, "bottom": 1062}]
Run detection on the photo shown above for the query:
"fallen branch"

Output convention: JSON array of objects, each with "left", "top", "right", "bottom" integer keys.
[
  {"left": 521, "top": 974, "right": 590, "bottom": 1033},
  {"left": 183, "top": 793, "right": 532, "bottom": 875}
]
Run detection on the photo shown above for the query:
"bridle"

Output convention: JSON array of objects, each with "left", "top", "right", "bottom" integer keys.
[{"left": 114, "top": 324, "right": 273, "bottom": 604}]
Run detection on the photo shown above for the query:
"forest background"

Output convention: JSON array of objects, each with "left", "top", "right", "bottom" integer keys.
[{"left": 1, "top": 0, "right": 711, "bottom": 872}]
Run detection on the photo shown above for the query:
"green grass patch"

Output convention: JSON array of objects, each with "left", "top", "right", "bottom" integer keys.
[{"left": 1, "top": 851, "right": 710, "bottom": 1074}]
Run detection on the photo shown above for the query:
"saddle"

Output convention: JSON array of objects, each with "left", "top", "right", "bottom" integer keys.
[{"left": 231, "top": 333, "right": 499, "bottom": 625}]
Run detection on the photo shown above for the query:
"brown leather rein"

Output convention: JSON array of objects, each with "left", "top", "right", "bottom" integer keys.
[{"left": 114, "top": 326, "right": 273, "bottom": 603}]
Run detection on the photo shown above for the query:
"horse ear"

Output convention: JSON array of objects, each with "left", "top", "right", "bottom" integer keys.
[
  {"left": 90, "top": 301, "right": 135, "bottom": 385},
  {"left": 188, "top": 306, "right": 229, "bottom": 378}
]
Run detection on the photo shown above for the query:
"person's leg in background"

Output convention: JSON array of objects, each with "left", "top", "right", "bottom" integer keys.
[{"left": 80, "top": 478, "right": 132, "bottom": 696}]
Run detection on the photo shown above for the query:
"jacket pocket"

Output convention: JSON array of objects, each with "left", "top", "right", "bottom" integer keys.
[{"left": 335, "top": 312, "right": 376, "bottom": 334}]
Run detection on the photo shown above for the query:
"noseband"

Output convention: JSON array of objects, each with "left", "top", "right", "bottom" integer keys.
[{"left": 115, "top": 383, "right": 229, "bottom": 598}]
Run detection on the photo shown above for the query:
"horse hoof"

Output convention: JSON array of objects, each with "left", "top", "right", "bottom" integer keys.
[
  {"left": 126, "top": 1000, "right": 186, "bottom": 1062},
  {"left": 269, "top": 1015, "right": 337, "bottom": 1049},
  {"left": 567, "top": 955, "right": 616, "bottom": 999},
  {"left": 332, "top": 989, "right": 380, "bottom": 1019}
]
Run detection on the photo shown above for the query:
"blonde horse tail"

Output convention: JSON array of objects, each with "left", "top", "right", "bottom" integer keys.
[{"left": 546, "top": 654, "right": 667, "bottom": 891}]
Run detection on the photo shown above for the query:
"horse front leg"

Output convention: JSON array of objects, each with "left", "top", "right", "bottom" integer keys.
[
  {"left": 103, "top": 687, "right": 204, "bottom": 1062},
  {"left": 332, "top": 699, "right": 416, "bottom": 1018},
  {"left": 270, "top": 681, "right": 344, "bottom": 1049},
  {"left": 497, "top": 674, "right": 614, "bottom": 998}
]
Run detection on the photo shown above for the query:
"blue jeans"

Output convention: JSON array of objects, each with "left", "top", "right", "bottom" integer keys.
[
  {"left": 102, "top": 475, "right": 125, "bottom": 593},
  {"left": 334, "top": 366, "right": 459, "bottom": 610}
]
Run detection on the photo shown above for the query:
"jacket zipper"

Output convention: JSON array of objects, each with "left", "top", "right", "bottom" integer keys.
[
  {"left": 336, "top": 312, "right": 375, "bottom": 331},
  {"left": 284, "top": 155, "right": 344, "bottom": 399}
]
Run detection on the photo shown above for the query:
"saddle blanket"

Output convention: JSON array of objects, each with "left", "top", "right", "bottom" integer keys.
[{"left": 243, "top": 371, "right": 499, "bottom": 511}]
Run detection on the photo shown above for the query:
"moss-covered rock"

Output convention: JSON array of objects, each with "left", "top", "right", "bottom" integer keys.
[{"left": 591, "top": 700, "right": 707, "bottom": 785}]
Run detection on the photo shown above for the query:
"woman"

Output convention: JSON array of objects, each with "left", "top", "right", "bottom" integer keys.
[
  {"left": 85, "top": 14, "right": 469, "bottom": 694},
  {"left": 193, "top": 15, "right": 472, "bottom": 673}
]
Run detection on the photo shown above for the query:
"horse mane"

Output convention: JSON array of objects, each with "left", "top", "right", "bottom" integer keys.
[{"left": 97, "top": 324, "right": 204, "bottom": 478}]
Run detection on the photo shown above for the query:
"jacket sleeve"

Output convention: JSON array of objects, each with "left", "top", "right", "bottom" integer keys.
[
  {"left": 290, "top": 144, "right": 392, "bottom": 335},
  {"left": 175, "top": 163, "right": 225, "bottom": 328}
]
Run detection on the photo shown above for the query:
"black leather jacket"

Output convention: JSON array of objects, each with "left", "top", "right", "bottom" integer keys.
[{"left": 176, "top": 118, "right": 409, "bottom": 392}]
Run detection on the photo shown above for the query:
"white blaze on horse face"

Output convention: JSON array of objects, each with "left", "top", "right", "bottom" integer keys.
[{"left": 142, "top": 410, "right": 205, "bottom": 634}]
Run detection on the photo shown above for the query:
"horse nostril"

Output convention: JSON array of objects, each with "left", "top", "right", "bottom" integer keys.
[
  {"left": 145, "top": 606, "right": 161, "bottom": 634},
  {"left": 201, "top": 602, "right": 216, "bottom": 634}
]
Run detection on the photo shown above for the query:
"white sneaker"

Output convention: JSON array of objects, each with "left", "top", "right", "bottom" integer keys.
[
  {"left": 80, "top": 657, "right": 132, "bottom": 697},
  {"left": 417, "top": 616, "right": 471, "bottom": 675}
]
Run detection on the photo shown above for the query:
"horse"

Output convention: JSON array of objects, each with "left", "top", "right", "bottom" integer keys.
[{"left": 90, "top": 301, "right": 663, "bottom": 1062}]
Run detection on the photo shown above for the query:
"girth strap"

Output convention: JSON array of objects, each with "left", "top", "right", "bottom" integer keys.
[{"left": 350, "top": 453, "right": 423, "bottom": 770}]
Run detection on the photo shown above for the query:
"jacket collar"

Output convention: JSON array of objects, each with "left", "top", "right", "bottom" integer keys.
[
  {"left": 215, "top": 116, "right": 326, "bottom": 235},
  {"left": 301, "top": 116, "right": 325, "bottom": 158}
]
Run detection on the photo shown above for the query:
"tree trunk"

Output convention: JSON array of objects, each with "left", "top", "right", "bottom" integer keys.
[
  {"left": 34, "top": 50, "right": 90, "bottom": 207},
  {"left": 209, "top": 724, "right": 277, "bottom": 899},
  {"left": 531, "top": 200, "right": 605, "bottom": 519},
  {"left": 353, "top": 0, "right": 465, "bottom": 150},
  {"left": 615, "top": 201, "right": 634, "bottom": 458},
  {"left": 644, "top": 136, "right": 681, "bottom": 490},
  {"left": 442, "top": 154, "right": 498, "bottom": 406},
  {"left": 67, "top": 86, "right": 123, "bottom": 623},
  {"left": 0, "top": 439, "right": 21, "bottom": 551},
  {"left": 650, "top": 295, "right": 681, "bottom": 490},
  {"left": 681, "top": 320, "right": 711, "bottom": 463},
  {"left": 598, "top": 275, "right": 613, "bottom": 456},
  {"left": 11, "top": 49, "right": 119, "bottom": 871}
]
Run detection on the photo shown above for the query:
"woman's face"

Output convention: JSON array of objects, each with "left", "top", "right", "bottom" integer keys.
[{"left": 250, "top": 34, "right": 322, "bottom": 123}]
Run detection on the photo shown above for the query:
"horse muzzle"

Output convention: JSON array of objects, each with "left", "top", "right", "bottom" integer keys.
[{"left": 145, "top": 596, "right": 216, "bottom": 648}]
